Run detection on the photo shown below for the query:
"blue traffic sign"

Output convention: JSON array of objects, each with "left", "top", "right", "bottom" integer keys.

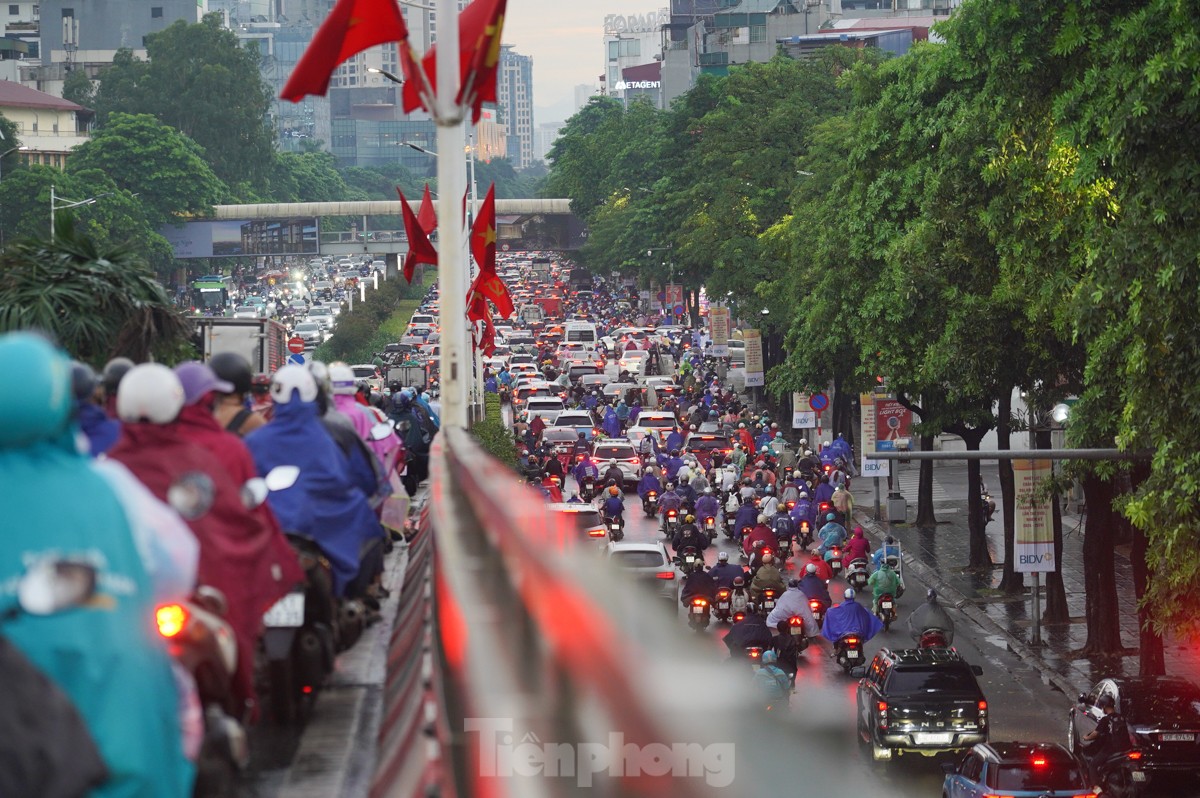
[
  {"left": 808, "top": 392, "right": 829, "bottom": 412},
  {"left": 287, "top": 353, "right": 306, "bottom": 366},
  {"left": 673, "top": 304, "right": 686, "bottom": 315}
]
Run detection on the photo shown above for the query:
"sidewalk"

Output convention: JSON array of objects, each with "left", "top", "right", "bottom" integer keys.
[{"left": 849, "top": 462, "right": 1194, "bottom": 697}]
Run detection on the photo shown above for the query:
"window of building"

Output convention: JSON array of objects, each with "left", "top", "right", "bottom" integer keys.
[
  {"left": 8, "top": 6, "right": 18, "bottom": 16},
  {"left": 619, "top": 38, "right": 640, "bottom": 58},
  {"left": 749, "top": 25, "right": 766, "bottom": 43},
  {"left": 151, "top": 6, "right": 162, "bottom": 17},
  {"left": 60, "top": 7, "right": 72, "bottom": 17},
  {"left": 607, "top": 40, "right": 618, "bottom": 61}
]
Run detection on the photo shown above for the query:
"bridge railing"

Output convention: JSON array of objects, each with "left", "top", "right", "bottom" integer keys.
[{"left": 367, "top": 428, "right": 898, "bottom": 798}]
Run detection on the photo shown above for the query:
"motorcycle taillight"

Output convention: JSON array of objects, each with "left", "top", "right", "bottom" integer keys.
[{"left": 156, "top": 604, "right": 188, "bottom": 638}]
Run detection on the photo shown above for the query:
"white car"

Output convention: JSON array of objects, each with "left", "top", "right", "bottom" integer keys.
[
  {"left": 604, "top": 541, "right": 677, "bottom": 604},
  {"left": 293, "top": 321, "right": 324, "bottom": 348},
  {"left": 232, "top": 305, "right": 262, "bottom": 319},
  {"left": 591, "top": 439, "right": 643, "bottom": 486},
  {"left": 626, "top": 411, "right": 679, "bottom": 448},
  {"left": 524, "top": 397, "right": 565, "bottom": 424},
  {"left": 351, "top": 364, "right": 384, "bottom": 393}
]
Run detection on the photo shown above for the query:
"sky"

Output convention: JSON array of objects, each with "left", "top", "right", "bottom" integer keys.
[{"left": 504, "top": 0, "right": 664, "bottom": 126}]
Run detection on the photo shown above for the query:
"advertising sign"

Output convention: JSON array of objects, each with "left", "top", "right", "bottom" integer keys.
[
  {"left": 743, "top": 329, "right": 764, "bottom": 387},
  {"left": 1014, "top": 459, "right": 1056, "bottom": 573},
  {"left": 709, "top": 307, "right": 730, "bottom": 356},
  {"left": 665, "top": 284, "right": 684, "bottom": 307},
  {"left": 162, "top": 218, "right": 319, "bottom": 259},
  {"left": 792, "top": 392, "right": 815, "bottom": 428},
  {"left": 874, "top": 396, "right": 913, "bottom": 452},
  {"left": 859, "top": 393, "right": 890, "bottom": 478}
]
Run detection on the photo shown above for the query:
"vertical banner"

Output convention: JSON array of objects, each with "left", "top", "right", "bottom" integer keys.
[
  {"left": 709, "top": 307, "right": 730, "bottom": 356},
  {"left": 792, "top": 392, "right": 815, "bottom": 428},
  {"left": 1014, "top": 459, "right": 1056, "bottom": 573},
  {"left": 742, "top": 329, "right": 764, "bottom": 387},
  {"left": 859, "top": 393, "right": 890, "bottom": 478},
  {"left": 874, "top": 395, "right": 913, "bottom": 451}
]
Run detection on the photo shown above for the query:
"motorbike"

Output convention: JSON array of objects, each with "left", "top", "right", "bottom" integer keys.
[
  {"left": 687, "top": 595, "right": 711, "bottom": 632},
  {"left": 785, "top": 616, "right": 810, "bottom": 651},
  {"left": 808, "top": 597, "right": 826, "bottom": 627},
  {"left": 759, "top": 587, "right": 779, "bottom": 615},
  {"left": 918, "top": 628, "right": 950, "bottom": 648},
  {"left": 580, "top": 477, "right": 597, "bottom": 502},
  {"left": 833, "top": 633, "right": 864, "bottom": 674},
  {"left": 875, "top": 593, "right": 897, "bottom": 632},
  {"left": 678, "top": 546, "right": 703, "bottom": 576},
  {"left": 713, "top": 587, "right": 734, "bottom": 622},
  {"left": 605, "top": 513, "right": 625, "bottom": 542},
  {"left": 745, "top": 645, "right": 765, "bottom": 671},
  {"left": 703, "top": 515, "right": 718, "bottom": 541},
  {"left": 643, "top": 490, "right": 659, "bottom": 518},
  {"left": 846, "top": 558, "right": 870, "bottom": 591},
  {"left": 775, "top": 531, "right": 794, "bottom": 562},
  {"left": 157, "top": 589, "right": 249, "bottom": 791},
  {"left": 798, "top": 520, "right": 813, "bottom": 549},
  {"left": 826, "top": 545, "right": 844, "bottom": 577},
  {"left": 748, "top": 543, "right": 774, "bottom": 577},
  {"left": 663, "top": 508, "right": 681, "bottom": 537}
]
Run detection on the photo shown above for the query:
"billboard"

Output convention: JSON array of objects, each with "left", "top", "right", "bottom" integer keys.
[
  {"left": 162, "top": 218, "right": 319, "bottom": 258},
  {"left": 1014, "top": 459, "right": 1055, "bottom": 573},
  {"left": 708, "top": 307, "right": 730, "bottom": 356},
  {"left": 874, "top": 396, "right": 913, "bottom": 452},
  {"left": 743, "top": 329, "right": 764, "bottom": 387},
  {"left": 859, "top": 393, "right": 890, "bottom": 478},
  {"left": 792, "top": 392, "right": 815, "bottom": 429}
]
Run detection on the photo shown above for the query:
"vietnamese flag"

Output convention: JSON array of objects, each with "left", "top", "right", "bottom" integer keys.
[
  {"left": 467, "top": 288, "right": 497, "bottom": 356},
  {"left": 467, "top": 272, "right": 514, "bottom": 320},
  {"left": 417, "top": 183, "right": 437, "bottom": 235},
  {"left": 469, "top": 183, "right": 496, "bottom": 274},
  {"left": 281, "top": 0, "right": 410, "bottom": 102},
  {"left": 401, "top": 0, "right": 507, "bottom": 123},
  {"left": 397, "top": 187, "right": 437, "bottom": 282}
]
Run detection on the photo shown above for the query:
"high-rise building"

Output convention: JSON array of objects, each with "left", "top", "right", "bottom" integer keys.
[
  {"left": 40, "top": 0, "right": 206, "bottom": 65},
  {"left": 601, "top": 8, "right": 667, "bottom": 100},
  {"left": 573, "top": 83, "right": 595, "bottom": 113},
  {"left": 534, "top": 121, "right": 561, "bottom": 164},
  {"left": 496, "top": 44, "right": 533, "bottom": 169}
]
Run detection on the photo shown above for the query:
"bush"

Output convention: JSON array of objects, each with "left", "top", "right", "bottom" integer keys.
[
  {"left": 312, "top": 267, "right": 432, "bottom": 363},
  {"left": 471, "top": 393, "right": 517, "bottom": 468}
]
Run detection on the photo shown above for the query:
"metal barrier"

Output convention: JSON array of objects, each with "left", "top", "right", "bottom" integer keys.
[{"left": 378, "top": 428, "right": 898, "bottom": 798}]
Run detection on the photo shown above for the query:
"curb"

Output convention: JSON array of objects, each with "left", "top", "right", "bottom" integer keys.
[{"left": 855, "top": 511, "right": 1086, "bottom": 700}]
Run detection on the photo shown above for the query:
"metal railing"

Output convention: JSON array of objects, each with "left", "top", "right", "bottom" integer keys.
[{"left": 374, "top": 428, "right": 899, "bottom": 797}]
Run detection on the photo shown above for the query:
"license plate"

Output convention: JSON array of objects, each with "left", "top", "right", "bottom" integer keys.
[
  {"left": 882, "top": 601, "right": 893, "bottom": 609},
  {"left": 691, "top": 606, "right": 704, "bottom": 614},
  {"left": 765, "top": 601, "right": 775, "bottom": 610},
  {"left": 846, "top": 650, "right": 859, "bottom": 659},
  {"left": 263, "top": 592, "right": 305, "bottom": 627},
  {"left": 719, "top": 602, "right": 729, "bottom": 609},
  {"left": 791, "top": 627, "right": 803, "bottom": 636},
  {"left": 914, "top": 733, "right": 953, "bottom": 745},
  {"left": 1162, "top": 733, "right": 1195, "bottom": 742},
  {"left": 685, "top": 556, "right": 695, "bottom": 564},
  {"left": 1132, "top": 771, "right": 1146, "bottom": 782}
]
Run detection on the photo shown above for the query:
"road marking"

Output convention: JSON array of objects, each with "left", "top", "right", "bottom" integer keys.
[{"left": 894, "top": 469, "right": 954, "bottom": 503}]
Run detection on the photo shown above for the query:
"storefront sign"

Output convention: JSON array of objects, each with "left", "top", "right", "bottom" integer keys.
[
  {"left": 614, "top": 80, "right": 662, "bottom": 90},
  {"left": 792, "top": 392, "right": 815, "bottom": 428},
  {"left": 1014, "top": 459, "right": 1055, "bottom": 573}
]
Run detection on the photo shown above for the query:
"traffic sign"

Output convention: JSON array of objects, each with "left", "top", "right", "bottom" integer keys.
[
  {"left": 287, "top": 336, "right": 306, "bottom": 354},
  {"left": 501, "top": 244, "right": 510, "bottom": 251},
  {"left": 673, "top": 304, "right": 685, "bottom": 315},
  {"left": 656, "top": 291, "right": 666, "bottom": 302},
  {"left": 809, "top": 392, "right": 829, "bottom": 412},
  {"left": 287, "top": 353, "right": 306, "bottom": 366}
]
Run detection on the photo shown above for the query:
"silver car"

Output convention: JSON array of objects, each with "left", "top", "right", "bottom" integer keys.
[{"left": 604, "top": 541, "right": 678, "bottom": 605}]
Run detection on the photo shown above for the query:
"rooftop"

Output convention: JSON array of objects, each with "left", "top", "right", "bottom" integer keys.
[{"left": 0, "top": 80, "right": 86, "bottom": 113}]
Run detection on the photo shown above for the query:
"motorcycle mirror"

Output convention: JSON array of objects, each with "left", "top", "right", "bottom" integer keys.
[
  {"left": 18, "top": 559, "right": 97, "bottom": 615},
  {"left": 167, "top": 471, "right": 216, "bottom": 520},
  {"left": 940, "top": 762, "right": 956, "bottom": 776},
  {"left": 265, "top": 464, "right": 301, "bottom": 492},
  {"left": 1078, "top": 693, "right": 1088, "bottom": 705},
  {"left": 369, "top": 422, "right": 395, "bottom": 441},
  {"left": 241, "top": 477, "right": 269, "bottom": 509},
  {"left": 848, "top": 665, "right": 867, "bottom": 679},
  {"left": 971, "top": 665, "right": 984, "bottom": 676}
]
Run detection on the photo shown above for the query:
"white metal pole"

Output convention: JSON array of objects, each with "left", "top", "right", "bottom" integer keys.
[
  {"left": 49, "top": 184, "right": 55, "bottom": 236},
  {"left": 468, "top": 130, "right": 484, "bottom": 420},
  {"left": 435, "top": 0, "right": 468, "bottom": 428}
]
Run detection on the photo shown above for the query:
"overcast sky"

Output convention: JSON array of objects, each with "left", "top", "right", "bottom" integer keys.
[{"left": 504, "top": 0, "right": 664, "bottom": 123}]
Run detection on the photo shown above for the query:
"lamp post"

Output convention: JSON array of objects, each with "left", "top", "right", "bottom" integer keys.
[
  {"left": 50, "top": 185, "right": 115, "bottom": 237},
  {"left": 0, "top": 145, "right": 27, "bottom": 182}
]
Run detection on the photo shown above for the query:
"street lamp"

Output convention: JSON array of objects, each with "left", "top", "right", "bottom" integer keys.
[
  {"left": 50, "top": 184, "right": 115, "bottom": 236},
  {"left": 760, "top": 307, "right": 770, "bottom": 316},
  {"left": 0, "top": 145, "right": 27, "bottom": 181},
  {"left": 366, "top": 66, "right": 404, "bottom": 85}
]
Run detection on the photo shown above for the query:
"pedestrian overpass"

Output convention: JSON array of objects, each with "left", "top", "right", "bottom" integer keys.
[{"left": 161, "top": 199, "right": 583, "bottom": 260}]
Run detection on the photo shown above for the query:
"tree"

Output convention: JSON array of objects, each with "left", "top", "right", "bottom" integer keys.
[
  {"left": 62, "top": 68, "right": 95, "bottom": 108},
  {"left": 67, "top": 113, "right": 227, "bottom": 228},
  {"left": 91, "top": 16, "right": 274, "bottom": 192},
  {"left": 269, "top": 151, "right": 359, "bottom": 203},
  {"left": 0, "top": 216, "right": 191, "bottom": 364}
]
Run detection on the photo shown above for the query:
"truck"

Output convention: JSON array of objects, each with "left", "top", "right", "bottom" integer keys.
[
  {"left": 531, "top": 257, "right": 552, "bottom": 280},
  {"left": 194, "top": 317, "right": 289, "bottom": 374},
  {"left": 387, "top": 362, "right": 429, "bottom": 391}
]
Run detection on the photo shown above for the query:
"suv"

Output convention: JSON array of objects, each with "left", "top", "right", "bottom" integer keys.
[
  {"left": 942, "top": 742, "right": 1089, "bottom": 798},
  {"left": 855, "top": 647, "right": 988, "bottom": 763}
]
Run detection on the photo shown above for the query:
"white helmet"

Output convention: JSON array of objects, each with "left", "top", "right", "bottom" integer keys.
[
  {"left": 844, "top": 588, "right": 856, "bottom": 600},
  {"left": 609, "top": 459, "right": 617, "bottom": 466},
  {"left": 116, "top": 363, "right": 184, "bottom": 424},
  {"left": 328, "top": 362, "right": 356, "bottom": 395},
  {"left": 309, "top": 360, "right": 332, "bottom": 394},
  {"left": 757, "top": 514, "right": 767, "bottom": 524},
  {"left": 272, "top": 364, "right": 318, "bottom": 404}
]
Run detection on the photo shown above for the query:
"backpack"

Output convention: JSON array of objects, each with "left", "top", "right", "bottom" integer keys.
[{"left": 772, "top": 515, "right": 796, "bottom": 537}]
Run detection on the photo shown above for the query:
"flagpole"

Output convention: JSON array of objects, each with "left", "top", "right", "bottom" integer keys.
[
  {"left": 435, "top": 0, "right": 469, "bottom": 429},
  {"left": 468, "top": 128, "right": 484, "bottom": 420}
]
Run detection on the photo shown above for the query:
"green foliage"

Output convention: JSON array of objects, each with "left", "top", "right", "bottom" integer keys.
[
  {"left": 67, "top": 113, "right": 227, "bottom": 228},
  {"left": 61, "top": 68, "right": 94, "bottom": 108},
  {"left": 471, "top": 393, "right": 517, "bottom": 468},
  {"left": 270, "top": 151, "right": 362, "bottom": 203},
  {"left": 0, "top": 216, "right": 191, "bottom": 364},
  {"left": 91, "top": 16, "right": 274, "bottom": 191},
  {"left": 311, "top": 269, "right": 433, "bottom": 364},
  {"left": 341, "top": 161, "right": 424, "bottom": 201}
]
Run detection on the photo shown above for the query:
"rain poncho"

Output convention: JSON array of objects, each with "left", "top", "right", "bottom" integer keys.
[
  {"left": 602, "top": 407, "right": 621, "bottom": 438},
  {"left": 637, "top": 471, "right": 661, "bottom": 499},
  {"left": 76, "top": 399, "right": 121, "bottom": 456},
  {"left": 245, "top": 398, "right": 385, "bottom": 595},
  {"left": 766, "top": 586, "right": 820, "bottom": 636},
  {"left": 0, "top": 338, "right": 196, "bottom": 797},
  {"left": 334, "top": 393, "right": 402, "bottom": 475},
  {"left": 821, "top": 598, "right": 884, "bottom": 643},
  {"left": 907, "top": 599, "right": 956, "bottom": 645}
]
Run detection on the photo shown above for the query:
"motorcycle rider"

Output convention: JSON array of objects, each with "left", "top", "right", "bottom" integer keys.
[
  {"left": 571, "top": 430, "right": 590, "bottom": 457},
  {"left": 723, "top": 611, "right": 773, "bottom": 658},
  {"left": 71, "top": 361, "right": 121, "bottom": 456},
  {"left": 1080, "top": 694, "right": 1131, "bottom": 790},
  {"left": 672, "top": 514, "right": 708, "bottom": 558},
  {"left": 245, "top": 366, "right": 386, "bottom": 598},
  {"left": 743, "top": 514, "right": 776, "bottom": 561},
  {"left": 601, "top": 485, "right": 625, "bottom": 523},
  {"left": 637, "top": 465, "right": 662, "bottom": 504},
  {"left": 680, "top": 563, "right": 717, "bottom": 608},
  {"left": 906, "top": 589, "right": 956, "bottom": 646},
  {"left": 844, "top": 525, "right": 871, "bottom": 564},
  {"left": 760, "top": 484, "right": 780, "bottom": 517},
  {"left": 771, "top": 505, "right": 797, "bottom": 549},
  {"left": 867, "top": 559, "right": 903, "bottom": 613},
  {"left": 695, "top": 487, "right": 721, "bottom": 529},
  {"left": 658, "top": 481, "right": 684, "bottom": 530},
  {"left": 817, "top": 512, "right": 848, "bottom": 557},
  {"left": 0, "top": 333, "right": 198, "bottom": 797},
  {"left": 754, "top": 650, "right": 792, "bottom": 710},
  {"left": 750, "top": 552, "right": 786, "bottom": 604},
  {"left": 710, "top": 550, "right": 745, "bottom": 589},
  {"left": 602, "top": 458, "right": 625, "bottom": 487},
  {"left": 821, "top": 588, "right": 885, "bottom": 644},
  {"left": 798, "top": 562, "right": 833, "bottom": 605},
  {"left": 208, "top": 351, "right": 266, "bottom": 437},
  {"left": 766, "top": 578, "right": 820, "bottom": 637},
  {"left": 733, "top": 496, "right": 760, "bottom": 544},
  {"left": 573, "top": 452, "right": 600, "bottom": 496},
  {"left": 872, "top": 535, "right": 902, "bottom": 570}
]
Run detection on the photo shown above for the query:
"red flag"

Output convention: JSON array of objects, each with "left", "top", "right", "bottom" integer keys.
[
  {"left": 281, "top": 0, "right": 410, "bottom": 102},
  {"left": 467, "top": 288, "right": 497, "bottom": 356},
  {"left": 467, "top": 272, "right": 514, "bottom": 320},
  {"left": 397, "top": 187, "right": 437, "bottom": 283},
  {"left": 470, "top": 183, "right": 496, "bottom": 277},
  {"left": 417, "top": 184, "right": 436, "bottom": 235},
  {"left": 401, "top": 0, "right": 507, "bottom": 123}
]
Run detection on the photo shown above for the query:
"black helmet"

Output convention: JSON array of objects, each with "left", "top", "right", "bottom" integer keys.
[
  {"left": 927, "top": 588, "right": 938, "bottom": 602},
  {"left": 1097, "top": 695, "right": 1115, "bottom": 710},
  {"left": 885, "top": 536, "right": 896, "bottom": 545},
  {"left": 70, "top": 361, "right": 97, "bottom": 402},
  {"left": 101, "top": 356, "right": 135, "bottom": 394},
  {"left": 209, "top": 351, "right": 253, "bottom": 395}
]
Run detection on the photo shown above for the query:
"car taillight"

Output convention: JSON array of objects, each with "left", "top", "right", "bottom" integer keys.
[
  {"left": 877, "top": 700, "right": 888, "bottom": 729},
  {"left": 156, "top": 604, "right": 188, "bottom": 638},
  {"left": 655, "top": 570, "right": 675, "bottom": 580},
  {"left": 588, "top": 529, "right": 606, "bottom": 537}
]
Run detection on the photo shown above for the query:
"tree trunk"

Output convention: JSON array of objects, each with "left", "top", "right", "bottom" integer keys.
[
  {"left": 915, "top": 432, "right": 938, "bottom": 527},
  {"left": 1037, "top": 428, "right": 1070, "bottom": 623},
  {"left": 830, "top": 375, "right": 851, "bottom": 444},
  {"left": 1128, "top": 466, "right": 1165, "bottom": 675},
  {"left": 997, "top": 390, "right": 1023, "bottom": 593},
  {"left": 962, "top": 429, "right": 993, "bottom": 569},
  {"left": 1079, "top": 472, "right": 1122, "bottom": 654}
]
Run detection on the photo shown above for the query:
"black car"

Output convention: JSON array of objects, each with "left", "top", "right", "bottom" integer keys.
[
  {"left": 1069, "top": 676, "right": 1200, "bottom": 794},
  {"left": 855, "top": 647, "right": 988, "bottom": 763}
]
